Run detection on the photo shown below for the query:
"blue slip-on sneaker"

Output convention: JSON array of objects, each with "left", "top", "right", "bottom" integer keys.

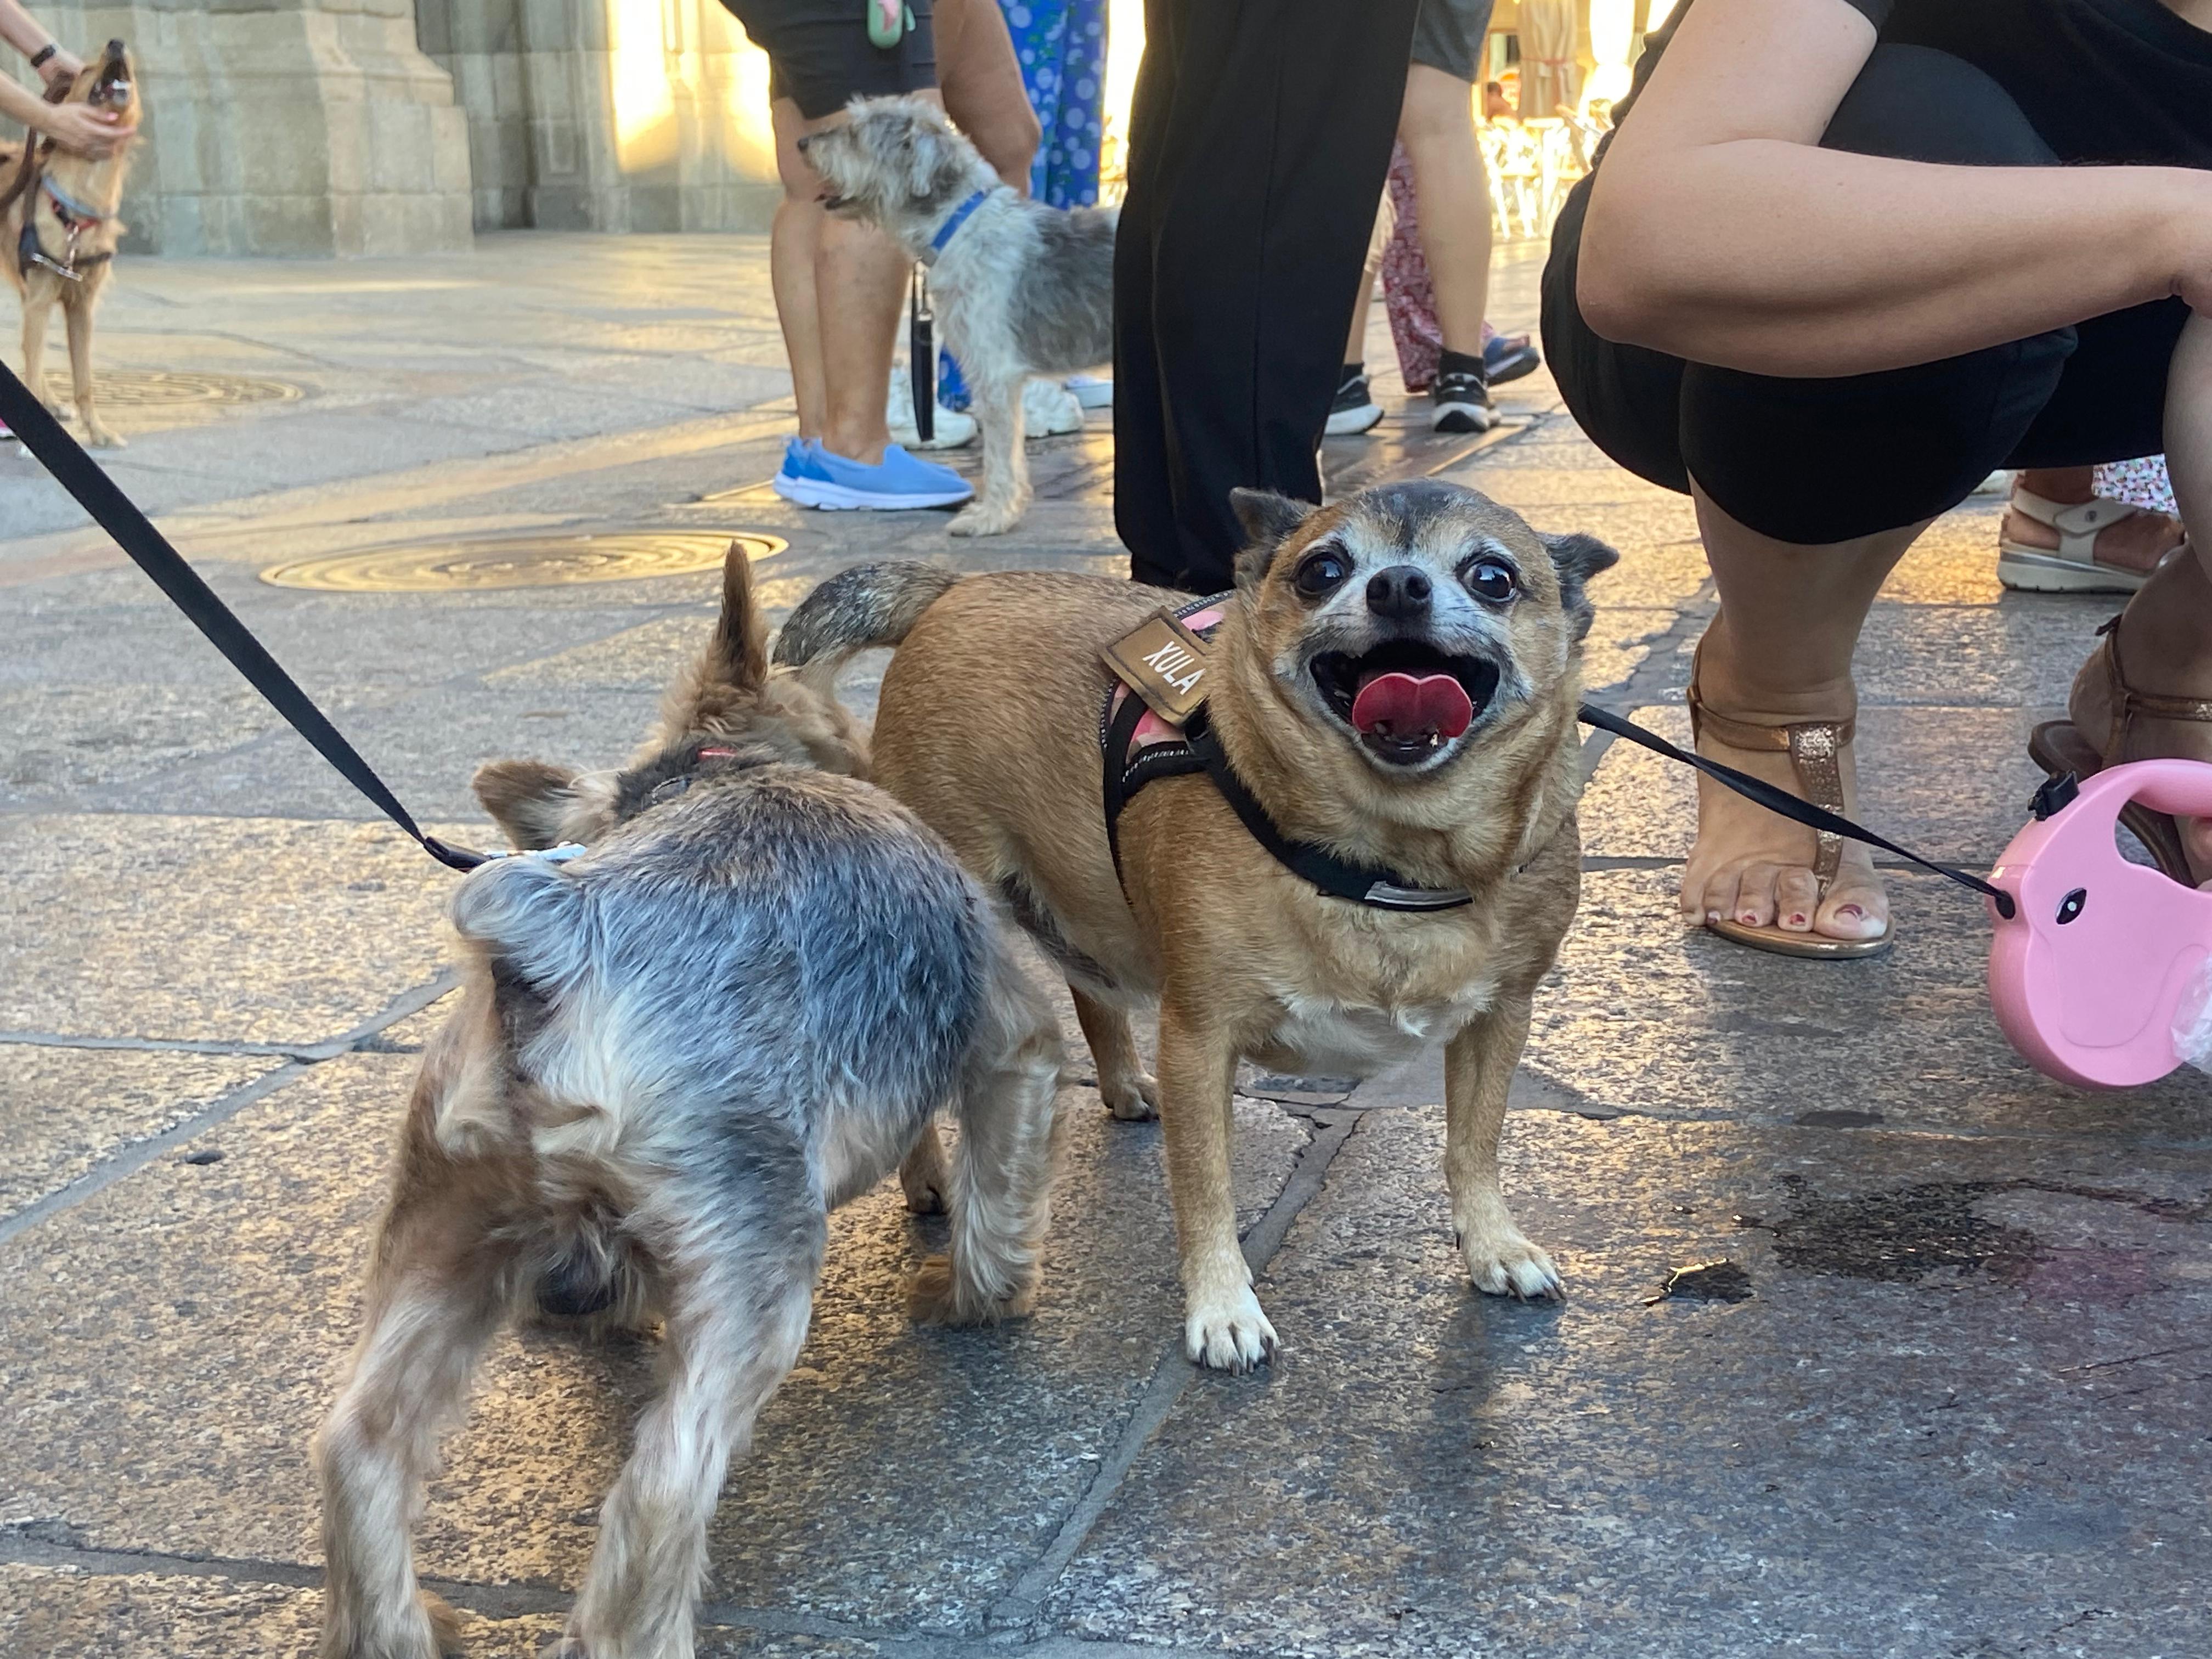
[
  {"left": 1484, "top": 333, "right": 1542, "bottom": 387},
  {"left": 771, "top": 436, "right": 831, "bottom": 505},
  {"left": 804, "top": 442, "right": 973, "bottom": 511}
]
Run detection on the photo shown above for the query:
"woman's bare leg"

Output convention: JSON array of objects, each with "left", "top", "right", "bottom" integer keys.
[
  {"left": 771, "top": 98, "right": 828, "bottom": 441},
  {"left": 1685, "top": 487, "right": 1924, "bottom": 941},
  {"left": 2073, "top": 312, "right": 2212, "bottom": 875},
  {"left": 937, "top": 0, "right": 1040, "bottom": 191},
  {"left": 1396, "top": 63, "right": 1490, "bottom": 356}
]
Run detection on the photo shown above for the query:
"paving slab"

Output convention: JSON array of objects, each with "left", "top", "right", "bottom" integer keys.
[
  {"left": 0, "top": 1045, "right": 279, "bottom": 1220},
  {"left": 1527, "top": 869, "right": 2212, "bottom": 1146},
  {"left": 0, "top": 1046, "right": 1305, "bottom": 1633},
  {"left": 0, "top": 815, "right": 456, "bottom": 1046},
  {"left": 1047, "top": 1104, "right": 2212, "bottom": 1659},
  {"left": 97, "top": 685, "right": 664, "bottom": 823},
  {"left": 0, "top": 1564, "right": 873, "bottom": 1659}
]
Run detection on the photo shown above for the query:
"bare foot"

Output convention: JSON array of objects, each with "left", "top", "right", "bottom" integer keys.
[{"left": 1681, "top": 636, "right": 1891, "bottom": 944}]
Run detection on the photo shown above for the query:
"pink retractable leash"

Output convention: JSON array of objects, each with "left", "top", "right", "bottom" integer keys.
[{"left": 1987, "top": 760, "right": 2212, "bottom": 1090}]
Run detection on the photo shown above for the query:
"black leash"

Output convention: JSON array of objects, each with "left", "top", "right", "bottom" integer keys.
[
  {"left": 1578, "top": 702, "right": 2015, "bottom": 919},
  {"left": 3, "top": 349, "right": 2019, "bottom": 915},
  {"left": 0, "top": 360, "right": 492, "bottom": 872}
]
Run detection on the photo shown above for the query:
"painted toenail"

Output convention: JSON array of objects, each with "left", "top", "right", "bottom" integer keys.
[
  {"left": 1788, "top": 913, "right": 1806, "bottom": 926},
  {"left": 1837, "top": 904, "right": 1865, "bottom": 920}
]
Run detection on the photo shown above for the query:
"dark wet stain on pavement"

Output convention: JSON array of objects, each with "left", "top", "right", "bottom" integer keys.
[
  {"left": 1740, "top": 1182, "right": 2042, "bottom": 1285},
  {"left": 1646, "top": 1259, "right": 1754, "bottom": 1304}
]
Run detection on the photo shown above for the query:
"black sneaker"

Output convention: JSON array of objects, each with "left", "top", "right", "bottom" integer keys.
[
  {"left": 1431, "top": 365, "right": 1497, "bottom": 433},
  {"left": 1325, "top": 370, "right": 1383, "bottom": 436}
]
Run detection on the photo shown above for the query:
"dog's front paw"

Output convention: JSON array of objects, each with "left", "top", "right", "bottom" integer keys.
[
  {"left": 909, "top": 1252, "right": 1035, "bottom": 1325},
  {"left": 947, "top": 501, "right": 1020, "bottom": 537},
  {"left": 86, "top": 424, "right": 126, "bottom": 450},
  {"left": 1100, "top": 1069, "right": 1159, "bottom": 1122},
  {"left": 1459, "top": 1226, "right": 1562, "bottom": 1300},
  {"left": 1183, "top": 1283, "right": 1277, "bottom": 1373},
  {"left": 422, "top": 1590, "right": 468, "bottom": 1657}
]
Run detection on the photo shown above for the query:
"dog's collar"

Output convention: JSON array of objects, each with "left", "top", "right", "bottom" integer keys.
[
  {"left": 41, "top": 176, "right": 104, "bottom": 224},
  {"left": 925, "top": 190, "right": 991, "bottom": 262},
  {"left": 1100, "top": 594, "right": 1475, "bottom": 913}
]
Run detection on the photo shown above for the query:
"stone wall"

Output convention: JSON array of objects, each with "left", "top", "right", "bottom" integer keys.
[
  {"left": 22, "top": 0, "right": 475, "bottom": 256},
  {"left": 413, "top": 0, "right": 780, "bottom": 233}
]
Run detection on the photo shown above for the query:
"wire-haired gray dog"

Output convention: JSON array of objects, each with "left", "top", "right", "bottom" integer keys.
[
  {"left": 799, "top": 95, "right": 1113, "bottom": 538},
  {"left": 313, "top": 545, "right": 1063, "bottom": 1659}
]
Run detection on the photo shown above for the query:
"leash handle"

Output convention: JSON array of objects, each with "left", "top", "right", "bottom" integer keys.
[
  {"left": 0, "top": 361, "right": 490, "bottom": 873},
  {"left": 909, "top": 265, "right": 934, "bottom": 445},
  {"left": 1578, "top": 702, "right": 2015, "bottom": 919}
]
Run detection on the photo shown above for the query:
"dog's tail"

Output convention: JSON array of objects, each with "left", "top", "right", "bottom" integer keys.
[{"left": 772, "top": 561, "right": 958, "bottom": 673}]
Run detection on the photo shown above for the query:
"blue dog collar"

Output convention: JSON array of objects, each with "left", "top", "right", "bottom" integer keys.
[{"left": 927, "top": 190, "right": 990, "bottom": 260}]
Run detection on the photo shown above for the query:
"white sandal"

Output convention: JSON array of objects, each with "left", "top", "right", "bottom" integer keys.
[{"left": 1996, "top": 485, "right": 2177, "bottom": 595}]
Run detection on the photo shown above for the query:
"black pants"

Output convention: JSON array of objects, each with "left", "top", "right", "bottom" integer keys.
[
  {"left": 1542, "top": 44, "right": 2192, "bottom": 546},
  {"left": 1115, "top": 0, "right": 1419, "bottom": 592}
]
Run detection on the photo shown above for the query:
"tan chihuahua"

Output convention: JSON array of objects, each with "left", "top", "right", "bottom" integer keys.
[{"left": 777, "top": 479, "right": 1615, "bottom": 1370}]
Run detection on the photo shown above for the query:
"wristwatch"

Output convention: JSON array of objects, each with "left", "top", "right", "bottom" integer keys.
[{"left": 28, "top": 43, "right": 57, "bottom": 69}]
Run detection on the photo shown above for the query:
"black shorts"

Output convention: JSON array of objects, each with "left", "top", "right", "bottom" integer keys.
[
  {"left": 1542, "top": 24, "right": 2207, "bottom": 545},
  {"left": 721, "top": 0, "right": 938, "bottom": 121}
]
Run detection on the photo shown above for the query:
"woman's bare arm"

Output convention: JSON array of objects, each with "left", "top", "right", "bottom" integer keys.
[{"left": 1579, "top": 0, "right": 2212, "bottom": 376}]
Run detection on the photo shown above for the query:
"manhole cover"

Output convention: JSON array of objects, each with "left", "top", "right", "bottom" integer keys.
[
  {"left": 259, "top": 532, "right": 785, "bottom": 593},
  {"left": 45, "top": 369, "right": 302, "bottom": 409}
]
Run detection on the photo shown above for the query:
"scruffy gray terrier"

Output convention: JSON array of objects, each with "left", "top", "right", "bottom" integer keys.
[
  {"left": 800, "top": 95, "right": 1114, "bottom": 537},
  {"left": 312, "top": 544, "right": 1063, "bottom": 1659}
]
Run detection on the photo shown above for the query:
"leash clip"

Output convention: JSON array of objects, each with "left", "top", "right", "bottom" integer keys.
[{"left": 483, "top": 842, "right": 587, "bottom": 865}]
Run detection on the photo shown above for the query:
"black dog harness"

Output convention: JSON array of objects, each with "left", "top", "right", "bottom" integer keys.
[
  {"left": 1099, "top": 594, "right": 1473, "bottom": 913},
  {"left": 16, "top": 174, "right": 114, "bottom": 284}
]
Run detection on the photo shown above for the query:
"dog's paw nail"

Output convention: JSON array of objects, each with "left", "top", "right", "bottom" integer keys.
[
  {"left": 1184, "top": 1285, "right": 1277, "bottom": 1373},
  {"left": 1465, "top": 1236, "right": 1561, "bottom": 1301}
]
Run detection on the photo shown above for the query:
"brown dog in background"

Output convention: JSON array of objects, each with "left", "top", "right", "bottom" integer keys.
[
  {"left": 2, "top": 39, "right": 138, "bottom": 448},
  {"left": 777, "top": 479, "right": 1616, "bottom": 1371}
]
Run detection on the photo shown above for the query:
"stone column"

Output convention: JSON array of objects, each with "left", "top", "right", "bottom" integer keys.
[
  {"left": 26, "top": 0, "right": 474, "bottom": 256},
  {"left": 416, "top": 0, "right": 780, "bottom": 233}
]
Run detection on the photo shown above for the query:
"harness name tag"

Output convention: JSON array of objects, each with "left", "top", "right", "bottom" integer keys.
[{"left": 1103, "top": 610, "right": 1213, "bottom": 724}]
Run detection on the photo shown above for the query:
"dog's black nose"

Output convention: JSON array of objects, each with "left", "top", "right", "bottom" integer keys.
[
  {"left": 1365, "top": 565, "right": 1433, "bottom": 621},
  {"left": 795, "top": 134, "right": 812, "bottom": 152}
]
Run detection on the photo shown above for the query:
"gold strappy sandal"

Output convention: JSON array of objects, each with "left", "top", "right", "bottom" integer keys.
[
  {"left": 2030, "top": 616, "right": 2212, "bottom": 885},
  {"left": 1686, "top": 668, "right": 1894, "bottom": 961}
]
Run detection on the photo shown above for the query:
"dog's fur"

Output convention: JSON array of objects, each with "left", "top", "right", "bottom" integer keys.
[
  {"left": 800, "top": 95, "right": 1113, "bottom": 537},
  {"left": 2, "top": 40, "right": 137, "bottom": 448},
  {"left": 777, "top": 481, "right": 1616, "bottom": 1371},
  {"left": 313, "top": 546, "right": 1065, "bottom": 1659}
]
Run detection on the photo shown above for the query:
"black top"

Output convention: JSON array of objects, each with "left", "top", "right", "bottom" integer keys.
[{"left": 1607, "top": 0, "right": 2212, "bottom": 172}]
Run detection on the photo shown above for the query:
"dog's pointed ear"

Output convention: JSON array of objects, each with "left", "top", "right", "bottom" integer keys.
[
  {"left": 708, "top": 541, "right": 772, "bottom": 694},
  {"left": 1539, "top": 529, "right": 1619, "bottom": 642},
  {"left": 1231, "top": 488, "right": 1318, "bottom": 590},
  {"left": 473, "top": 759, "right": 582, "bottom": 850}
]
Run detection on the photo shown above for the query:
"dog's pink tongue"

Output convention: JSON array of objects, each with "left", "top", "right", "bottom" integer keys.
[{"left": 1350, "top": 672, "right": 1474, "bottom": 741}]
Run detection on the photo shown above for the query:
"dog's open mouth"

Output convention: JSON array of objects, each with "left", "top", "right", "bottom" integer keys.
[{"left": 1311, "top": 641, "right": 1499, "bottom": 765}]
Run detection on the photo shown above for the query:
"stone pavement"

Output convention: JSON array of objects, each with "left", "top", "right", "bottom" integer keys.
[{"left": 4, "top": 236, "right": 2209, "bottom": 1659}]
